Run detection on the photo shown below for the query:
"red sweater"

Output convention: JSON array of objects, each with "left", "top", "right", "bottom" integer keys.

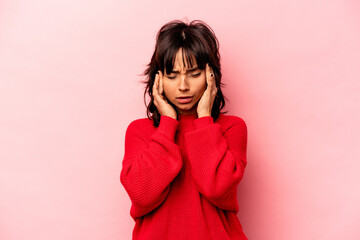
[{"left": 120, "top": 113, "right": 248, "bottom": 240}]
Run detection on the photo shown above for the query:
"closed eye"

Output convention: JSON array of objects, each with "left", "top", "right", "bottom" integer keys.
[{"left": 167, "top": 72, "right": 201, "bottom": 79}]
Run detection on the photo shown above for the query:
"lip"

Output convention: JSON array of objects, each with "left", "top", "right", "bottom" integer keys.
[{"left": 176, "top": 96, "right": 193, "bottom": 104}]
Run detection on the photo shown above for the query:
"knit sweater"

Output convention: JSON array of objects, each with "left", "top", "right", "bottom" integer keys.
[{"left": 120, "top": 113, "right": 248, "bottom": 240}]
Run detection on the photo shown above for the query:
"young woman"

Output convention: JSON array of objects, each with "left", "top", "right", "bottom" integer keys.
[{"left": 120, "top": 19, "right": 248, "bottom": 240}]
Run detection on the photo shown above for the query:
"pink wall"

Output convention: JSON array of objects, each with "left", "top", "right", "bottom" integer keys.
[{"left": 1, "top": 0, "right": 359, "bottom": 239}]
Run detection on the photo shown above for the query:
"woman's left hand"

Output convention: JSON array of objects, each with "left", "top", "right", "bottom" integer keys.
[{"left": 197, "top": 63, "right": 218, "bottom": 118}]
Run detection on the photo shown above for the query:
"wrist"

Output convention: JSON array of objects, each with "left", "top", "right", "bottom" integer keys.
[
  {"left": 194, "top": 115, "right": 214, "bottom": 128},
  {"left": 163, "top": 114, "right": 177, "bottom": 120},
  {"left": 197, "top": 113, "right": 211, "bottom": 118}
]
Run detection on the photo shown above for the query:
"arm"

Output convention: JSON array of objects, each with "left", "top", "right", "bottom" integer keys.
[
  {"left": 120, "top": 116, "right": 183, "bottom": 219},
  {"left": 184, "top": 116, "right": 248, "bottom": 212}
]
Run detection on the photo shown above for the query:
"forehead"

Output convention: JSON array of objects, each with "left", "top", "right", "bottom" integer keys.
[{"left": 172, "top": 48, "right": 197, "bottom": 70}]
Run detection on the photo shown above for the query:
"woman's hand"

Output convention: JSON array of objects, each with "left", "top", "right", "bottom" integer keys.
[
  {"left": 152, "top": 71, "right": 177, "bottom": 120},
  {"left": 197, "top": 63, "right": 217, "bottom": 118}
]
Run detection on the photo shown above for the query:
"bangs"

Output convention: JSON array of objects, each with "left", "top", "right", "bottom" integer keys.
[{"left": 162, "top": 36, "right": 208, "bottom": 75}]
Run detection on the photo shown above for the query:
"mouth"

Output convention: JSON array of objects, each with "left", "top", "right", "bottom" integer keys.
[{"left": 176, "top": 96, "right": 193, "bottom": 104}]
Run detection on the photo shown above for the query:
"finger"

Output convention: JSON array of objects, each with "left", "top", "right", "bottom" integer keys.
[
  {"left": 153, "top": 73, "right": 159, "bottom": 97},
  {"left": 159, "top": 71, "right": 163, "bottom": 96},
  {"left": 206, "top": 64, "right": 212, "bottom": 88},
  {"left": 207, "top": 63, "right": 215, "bottom": 88},
  {"left": 157, "top": 71, "right": 165, "bottom": 101},
  {"left": 206, "top": 63, "right": 209, "bottom": 83}
]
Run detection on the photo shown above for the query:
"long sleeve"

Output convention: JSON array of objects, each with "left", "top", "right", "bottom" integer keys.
[
  {"left": 120, "top": 116, "right": 183, "bottom": 219},
  {"left": 184, "top": 116, "right": 248, "bottom": 212}
]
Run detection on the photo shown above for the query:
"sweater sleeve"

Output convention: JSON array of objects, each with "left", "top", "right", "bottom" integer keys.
[
  {"left": 120, "top": 116, "right": 183, "bottom": 219},
  {"left": 184, "top": 116, "right": 248, "bottom": 212}
]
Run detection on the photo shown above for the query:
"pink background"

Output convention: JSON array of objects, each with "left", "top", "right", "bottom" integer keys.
[{"left": 1, "top": 0, "right": 359, "bottom": 239}]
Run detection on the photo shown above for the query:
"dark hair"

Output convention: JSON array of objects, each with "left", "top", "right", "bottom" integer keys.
[{"left": 141, "top": 19, "right": 228, "bottom": 127}]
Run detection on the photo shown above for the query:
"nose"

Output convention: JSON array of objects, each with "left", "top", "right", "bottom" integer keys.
[{"left": 178, "top": 75, "right": 189, "bottom": 91}]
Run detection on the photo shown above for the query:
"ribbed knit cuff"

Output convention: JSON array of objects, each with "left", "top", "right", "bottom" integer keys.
[
  {"left": 157, "top": 115, "right": 179, "bottom": 140},
  {"left": 194, "top": 116, "right": 214, "bottom": 129}
]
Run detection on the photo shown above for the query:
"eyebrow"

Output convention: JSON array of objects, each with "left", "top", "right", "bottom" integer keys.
[{"left": 171, "top": 66, "right": 199, "bottom": 73}]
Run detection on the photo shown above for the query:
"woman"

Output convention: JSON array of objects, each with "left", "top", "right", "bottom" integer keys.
[{"left": 120, "top": 19, "right": 248, "bottom": 240}]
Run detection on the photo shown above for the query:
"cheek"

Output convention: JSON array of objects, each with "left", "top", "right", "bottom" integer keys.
[
  {"left": 197, "top": 79, "right": 207, "bottom": 98},
  {"left": 197, "top": 77, "right": 207, "bottom": 92},
  {"left": 162, "top": 82, "right": 172, "bottom": 98}
]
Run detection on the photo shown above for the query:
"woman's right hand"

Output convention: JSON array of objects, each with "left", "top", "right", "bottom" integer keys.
[{"left": 152, "top": 71, "right": 177, "bottom": 120}]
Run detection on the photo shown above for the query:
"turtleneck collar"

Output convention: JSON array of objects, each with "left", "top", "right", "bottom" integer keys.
[{"left": 178, "top": 113, "right": 198, "bottom": 123}]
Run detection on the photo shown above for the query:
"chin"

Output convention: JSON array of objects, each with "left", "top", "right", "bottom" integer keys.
[{"left": 178, "top": 103, "right": 195, "bottom": 109}]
